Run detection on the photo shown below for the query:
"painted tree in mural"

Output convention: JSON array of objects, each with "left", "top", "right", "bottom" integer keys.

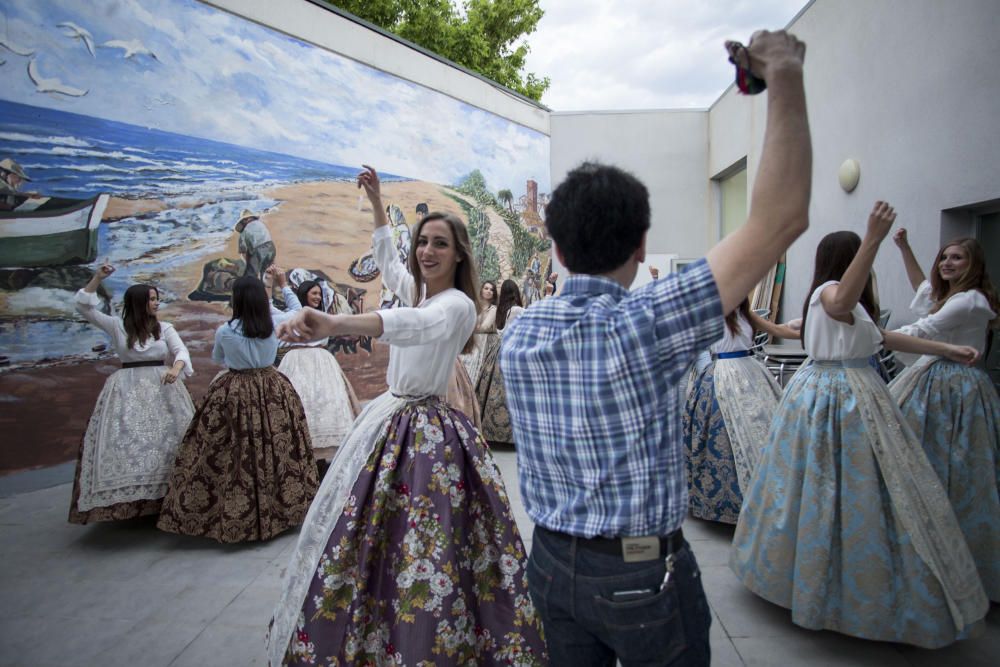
[
  {"left": 325, "top": 0, "right": 550, "bottom": 101},
  {"left": 497, "top": 188, "right": 513, "bottom": 212}
]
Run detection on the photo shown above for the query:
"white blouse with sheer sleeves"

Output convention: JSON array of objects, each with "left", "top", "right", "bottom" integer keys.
[
  {"left": 909, "top": 280, "right": 934, "bottom": 317},
  {"left": 711, "top": 315, "right": 754, "bottom": 353},
  {"left": 74, "top": 289, "right": 193, "bottom": 375},
  {"left": 373, "top": 224, "right": 415, "bottom": 306},
  {"left": 371, "top": 224, "right": 476, "bottom": 397},
  {"left": 803, "top": 281, "right": 883, "bottom": 361},
  {"left": 895, "top": 286, "right": 995, "bottom": 354}
]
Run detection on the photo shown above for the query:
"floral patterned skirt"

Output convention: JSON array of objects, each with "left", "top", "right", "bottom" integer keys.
[
  {"left": 731, "top": 362, "right": 987, "bottom": 647},
  {"left": 890, "top": 359, "right": 1000, "bottom": 601},
  {"left": 279, "top": 397, "right": 546, "bottom": 666},
  {"left": 474, "top": 337, "right": 514, "bottom": 444},
  {"left": 156, "top": 367, "right": 318, "bottom": 543}
]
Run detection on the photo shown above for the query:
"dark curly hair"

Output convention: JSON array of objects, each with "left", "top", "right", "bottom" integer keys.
[{"left": 545, "top": 162, "right": 650, "bottom": 275}]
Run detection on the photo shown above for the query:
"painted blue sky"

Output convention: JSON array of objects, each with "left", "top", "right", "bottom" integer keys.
[{"left": 0, "top": 0, "right": 550, "bottom": 191}]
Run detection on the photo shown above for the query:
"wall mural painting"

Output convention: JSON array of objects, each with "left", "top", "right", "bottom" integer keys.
[{"left": 0, "top": 0, "right": 550, "bottom": 472}]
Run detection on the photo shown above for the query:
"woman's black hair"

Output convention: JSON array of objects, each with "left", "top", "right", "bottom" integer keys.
[
  {"left": 800, "top": 231, "right": 878, "bottom": 348},
  {"left": 725, "top": 298, "right": 752, "bottom": 337},
  {"left": 122, "top": 284, "right": 161, "bottom": 350},
  {"left": 230, "top": 276, "right": 273, "bottom": 339},
  {"left": 496, "top": 279, "right": 523, "bottom": 330},
  {"left": 295, "top": 280, "right": 321, "bottom": 310}
]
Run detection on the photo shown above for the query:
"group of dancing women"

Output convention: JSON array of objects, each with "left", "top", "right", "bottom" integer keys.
[
  {"left": 67, "top": 164, "right": 997, "bottom": 662},
  {"left": 686, "top": 200, "right": 999, "bottom": 647},
  {"left": 68, "top": 166, "right": 546, "bottom": 664},
  {"left": 68, "top": 260, "right": 365, "bottom": 540}
]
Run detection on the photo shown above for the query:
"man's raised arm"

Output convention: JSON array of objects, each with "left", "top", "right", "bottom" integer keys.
[{"left": 706, "top": 30, "right": 811, "bottom": 314}]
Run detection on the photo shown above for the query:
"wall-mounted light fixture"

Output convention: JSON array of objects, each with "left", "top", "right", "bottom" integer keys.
[{"left": 838, "top": 158, "right": 860, "bottom": 193}]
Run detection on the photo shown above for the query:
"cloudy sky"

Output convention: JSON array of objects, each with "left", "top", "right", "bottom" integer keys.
[
  {"left": 0, "top": 0, "right": 549, "bottom": 190},
  {"left": 524, "top": 0, "right": 808, "bottom": 111}
]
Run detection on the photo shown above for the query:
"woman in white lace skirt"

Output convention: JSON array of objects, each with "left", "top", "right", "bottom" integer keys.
[
  {"left": 277, "top": 276, "right": 361, "bottom": 460},
  {"left": 68, "top": 263, "right": 194, "bottom": 524}
]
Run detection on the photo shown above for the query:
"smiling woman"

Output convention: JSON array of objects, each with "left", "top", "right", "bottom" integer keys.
[
  {"left": 67, "top": 263, "right": 194, "bottom": 525},
  {"left": 267, "top": 167, "right": 546, "bottom": 665}
]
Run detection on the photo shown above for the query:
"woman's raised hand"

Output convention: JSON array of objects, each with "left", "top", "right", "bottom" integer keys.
[
  {"left": 96, "top": 263, "right": 115, "bottom": 280},
  {"left": 866, "top": 200, "right": 896, "bottom": 242},
  {"left": 357, "top": 165, "right": 381, "bottom": 205},
  {"left": 892, "top": 227, "right": 909, "bottom": 249},
  {"left": 266, "top": 264, "right": 288, "bottom": 288}
]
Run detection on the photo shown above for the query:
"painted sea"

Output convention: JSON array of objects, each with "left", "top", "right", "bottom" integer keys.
[{"left": 0, "top": 100, "right": 404, "bottom": 366}]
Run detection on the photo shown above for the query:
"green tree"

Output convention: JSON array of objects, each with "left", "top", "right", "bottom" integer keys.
[{"left": 325, "top": 0, "right": 550, "bottom": 101}]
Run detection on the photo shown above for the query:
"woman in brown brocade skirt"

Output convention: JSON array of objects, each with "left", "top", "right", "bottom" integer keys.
[{"left": 157, "top": 276, "right": 318, "bottom": 543}]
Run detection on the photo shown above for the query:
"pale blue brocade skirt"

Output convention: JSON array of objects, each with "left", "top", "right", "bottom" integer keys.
[{"left": 730, "top": 359, "right": 987, "bottom": 648}]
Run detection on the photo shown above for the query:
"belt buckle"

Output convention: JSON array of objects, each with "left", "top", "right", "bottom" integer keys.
[{"left": 621, "top": 536, "right": 660, "bottom": 562}]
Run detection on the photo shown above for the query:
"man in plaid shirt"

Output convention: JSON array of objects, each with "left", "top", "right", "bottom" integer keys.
[{"left": 501, "top": 30, "right": 811, "bottom": 665}]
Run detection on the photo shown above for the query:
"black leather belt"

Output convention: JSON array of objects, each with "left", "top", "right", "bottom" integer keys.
[
  {"left": 538, "top": 525, "right": 684, "bottom": 559},
  {"left": 122, "top": 360, "right": 164, "bottom": 368}
]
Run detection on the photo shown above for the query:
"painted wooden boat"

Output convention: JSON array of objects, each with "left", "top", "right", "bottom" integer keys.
[{"left": 0, "top": 193, "right": 108, "bottom": 267}]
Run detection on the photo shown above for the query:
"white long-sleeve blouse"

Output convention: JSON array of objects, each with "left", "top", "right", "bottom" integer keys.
[{"left": 371, "top": 224, "right": 475, "bottom": 398}]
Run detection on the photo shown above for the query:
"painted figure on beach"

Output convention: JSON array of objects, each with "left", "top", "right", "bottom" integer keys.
[{"left": 234, "top": 208, "right": 275, "bottom": 280}]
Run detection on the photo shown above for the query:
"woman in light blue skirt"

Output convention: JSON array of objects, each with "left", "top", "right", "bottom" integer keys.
[
  {"left": 731, "top": 203, "right": 988, "bottom": 648},
  {"left": 890, "top": 231, "right": 1000, "bottom": 600}
]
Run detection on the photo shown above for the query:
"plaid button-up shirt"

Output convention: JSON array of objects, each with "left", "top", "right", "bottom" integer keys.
[{"left": 501, "top": 260, "right": 723, "bottom": 537}]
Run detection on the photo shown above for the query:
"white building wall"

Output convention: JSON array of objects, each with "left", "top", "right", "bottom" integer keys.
[
  {"left": 205, "top": 0, "right": 549, "bottom": 135},
  {"left": 712, "top": 0, "right": 1000, "bottom": 325},
  {"left": 552, "top": 0, "right": 999, "bottom": 326},
  {"left": 549, "top": 110, "right": 709, "bottom": 259}
]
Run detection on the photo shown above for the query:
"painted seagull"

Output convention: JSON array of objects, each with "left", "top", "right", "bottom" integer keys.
[
  {"left": 27, "top": 58, "right": 88, "bottom": 97},
  {"left": 58, "top": 21, "right": 96, "bottom": 57},
  {"left": 100, "top": 38, "right": 158, "bottom": 61},
  {"left": 0, "top": 36, "right": 34, "bottom": 57}
]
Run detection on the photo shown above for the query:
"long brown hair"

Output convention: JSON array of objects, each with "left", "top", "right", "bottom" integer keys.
[
  {"left": 725, "top": 298, "right": 752, "bottom": 337},
  {"left": 480, "top": 280, "right": 499, "bottom": 307},
  {"left": 408, "top": 212, "right": 481, "bottom": 353},
  {"left": 496, "top": 279, "right": 523, "bottom": 330},
  {"left": 800, "top": 231, "right": 879, "bottom": 348},
  {"left": 928, "top": 238, "right": 1000, "bottom": 327},
  {"left": 122, "top": 284, "right": 161, "bottom": 350}
]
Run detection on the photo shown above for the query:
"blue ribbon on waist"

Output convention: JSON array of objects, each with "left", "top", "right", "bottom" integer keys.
[{"left": 712, "top": 350, "right": 752, "bottom": 360}]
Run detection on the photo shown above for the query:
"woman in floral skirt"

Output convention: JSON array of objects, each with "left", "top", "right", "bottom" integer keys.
[{"left": 268, "top": 166, "right": 546, "bottom": 666}]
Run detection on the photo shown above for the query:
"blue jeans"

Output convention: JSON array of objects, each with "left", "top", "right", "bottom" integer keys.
[{"left": 527, "top": 527, "right": 711, "bottom": 667}]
